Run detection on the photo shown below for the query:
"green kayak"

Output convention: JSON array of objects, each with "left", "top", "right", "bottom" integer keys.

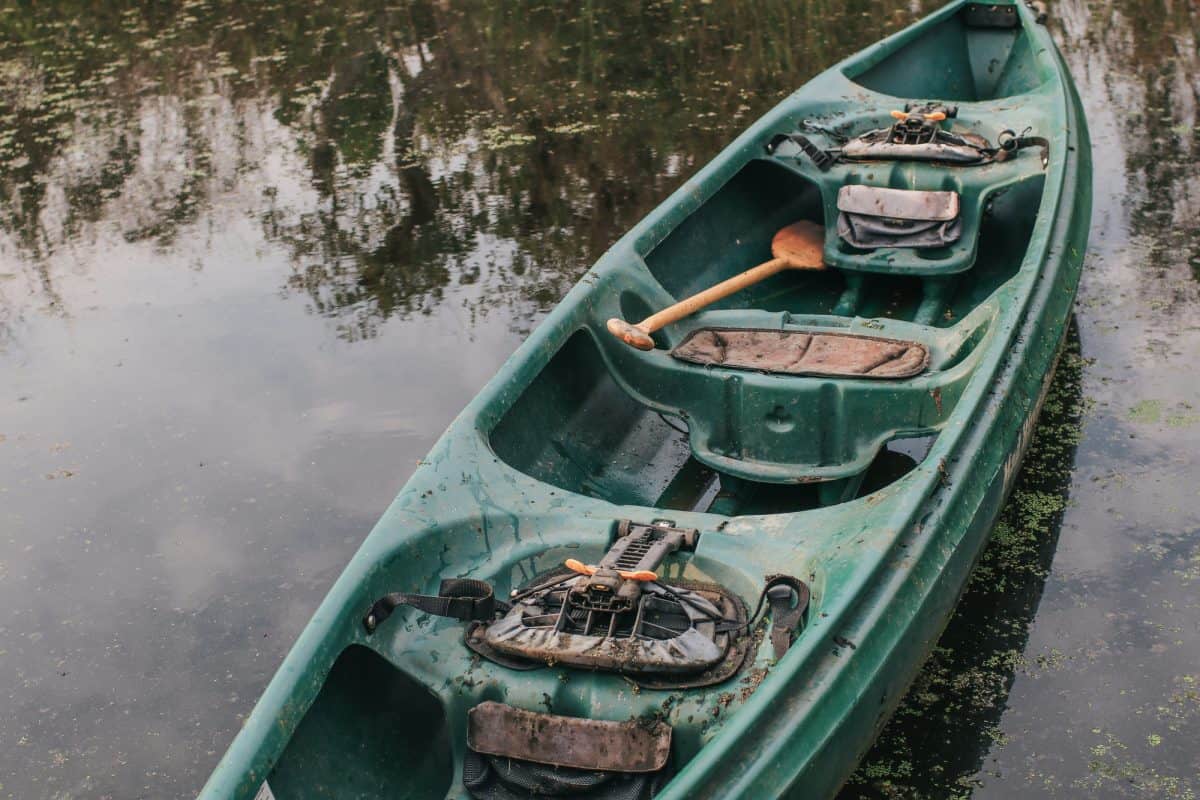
[{"left": 202, "top": 2, "right": 1090, "bottom": 798}]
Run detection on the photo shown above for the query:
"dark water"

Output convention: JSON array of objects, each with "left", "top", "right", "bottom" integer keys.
[{"left": 1, "top": 0, "right": 1197, "bottom": 797}]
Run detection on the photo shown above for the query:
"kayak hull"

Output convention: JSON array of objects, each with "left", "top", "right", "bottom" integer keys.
[{"left": 201, "top": 2, "right": 1091, "bottom": 798}]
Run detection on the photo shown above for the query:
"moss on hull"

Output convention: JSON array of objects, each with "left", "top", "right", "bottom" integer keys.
[{"left": 843, "top": 327, "right": 1086, "bottom": 797}]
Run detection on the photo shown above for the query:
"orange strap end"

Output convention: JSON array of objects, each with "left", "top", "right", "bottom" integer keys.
[
  {"left": 563, "top": 559, "right": 657, "bottom": 582},
  {"left": 925, "top": 111, "right": 947, "bottom": 122},
  {"left": 620, "top": 570, "right": 659, "bottom": 582},
  {"left": 564, "top": 558, "right": 595, "bottom": 576},
  {"left": 890, "top": 110, "right": 909, "bottom": 120}
]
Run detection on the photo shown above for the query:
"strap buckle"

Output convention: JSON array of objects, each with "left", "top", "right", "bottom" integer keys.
[{"left": 363, "top": 578, "right": 501, "bottom": 633}]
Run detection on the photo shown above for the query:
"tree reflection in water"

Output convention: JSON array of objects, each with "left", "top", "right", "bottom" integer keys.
[{"left": 0, "top": 0, "right": 926, "bottom": 340}]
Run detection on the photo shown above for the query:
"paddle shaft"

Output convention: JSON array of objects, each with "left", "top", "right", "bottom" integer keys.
[
  {"left": 633, "top": 256, "right": 788, "bottom": 334},
  {"left": 606, "top": 220, "right": 824, "bottom": 350}
]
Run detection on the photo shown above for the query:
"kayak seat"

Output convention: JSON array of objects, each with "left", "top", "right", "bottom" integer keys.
[
  {"left": 583, "top": 324, "right": 972, "bottom": 484},
  {"left": 670, "top": 327, "right": 928, "bottom": 379},
  {"left": 763, "top": 103, "right": 1051, "bottom": 282}
]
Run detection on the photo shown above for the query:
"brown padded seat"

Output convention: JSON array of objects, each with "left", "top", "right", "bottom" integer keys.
[{"left": 671, "top": 328, "right": 929, "bottom": 379}]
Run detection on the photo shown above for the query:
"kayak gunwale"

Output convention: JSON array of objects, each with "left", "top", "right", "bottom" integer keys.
[
  {"left": 199, "top": 2, "right": 1091, "bottom": 798},
  {"left": 656, "top": 49, "right": 1089, "bottom": 800}
]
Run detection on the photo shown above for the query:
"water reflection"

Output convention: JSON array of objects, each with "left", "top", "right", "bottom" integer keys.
[
  {"left": 0, "top": 0, "right": 933, "bottom": 340},
  {"left": 1073, "top": 0, "right": 1200, "bottom": 283}
]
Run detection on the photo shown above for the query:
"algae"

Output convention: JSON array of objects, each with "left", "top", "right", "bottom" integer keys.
[
  {"left": 1128, "top": 399, "right": 1163, "bottom": 424},
  {"left": 842, "top": 327, "right": 1086, "bottom": 798}
]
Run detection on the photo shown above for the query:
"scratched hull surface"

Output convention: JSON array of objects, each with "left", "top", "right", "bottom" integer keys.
[{"left": 200, "top": 2, "right": 1091, "bottom": 798}]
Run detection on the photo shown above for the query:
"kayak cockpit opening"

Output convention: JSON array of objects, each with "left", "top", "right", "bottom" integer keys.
[
  {"left": 266, "top": 645, "right": 454, "bottom": 798},
  {"left": 637, "top": 159, "right": 1042, "bottom": 331},
  {"left": 843, "top": 2, "right": 1049, "bottom": 102},
  {"left": 493, "top": 136, "right": 1039, "bottom": 487},
  {"left": 641, "top": 160, "right": 837, "bottom": 318}
]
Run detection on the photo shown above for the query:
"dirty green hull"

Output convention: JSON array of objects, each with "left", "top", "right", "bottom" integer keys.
[{"left": 201, "top": 2, "right": 1091, "bottom": 798}]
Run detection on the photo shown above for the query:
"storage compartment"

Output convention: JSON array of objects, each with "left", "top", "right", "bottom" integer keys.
[
  {"left": 267, "top": 646, "right": 452, "bottom": 799},
  {"left": 845, "top": 8, "right": 1046, "bottom": 101},
  {"left": 643, "top": 160, "right": 844, "bottom": 315}
]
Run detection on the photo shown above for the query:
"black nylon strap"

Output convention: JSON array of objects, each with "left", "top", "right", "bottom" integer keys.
[
  {"left": 992, "top": 129, "right": 1050, "bottom": 167},
  {"left": 763, "top": 574, "right": 811, "bottom": 660},
  {"left": 768, "top": 124, "right": 1048, "bottom": 172},
  {"left": 713, "top": 573, "right": 810, "bottom": 660},
  {"left": 764, "top": 133, "right": 838, "bottom": 171},
  {"left": 363, "top": 578, "right": 501, "bottom": 633}
]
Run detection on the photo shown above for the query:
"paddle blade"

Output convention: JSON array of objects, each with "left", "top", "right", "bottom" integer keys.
[{"left": 771, "top": 220, "right": 826, "bottom": 269}]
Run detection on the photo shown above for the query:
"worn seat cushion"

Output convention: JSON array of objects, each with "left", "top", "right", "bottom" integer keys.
[{"left": 671, "top": 328, "right": 929, "bottom": 379}]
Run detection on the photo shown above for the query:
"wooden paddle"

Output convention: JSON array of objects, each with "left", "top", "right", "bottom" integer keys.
[{"left": 607, "top": 220, "right": 826, "bottom": 350}]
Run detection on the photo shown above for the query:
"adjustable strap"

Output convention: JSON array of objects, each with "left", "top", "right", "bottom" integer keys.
[
  {"left": 363, "top": 578, "right": 502, "bottom": 633},
  {"left": 764, "top": 574, "right": 811, "bottom": 660},
  {"left": 991, "top": 129, "right": 1050, "bottom": 168},
  {"left": 764, "top": 133, "right": 838, "bottom": 171},
  {"left": 713, "top": 574, "right": 810, "bottom": 659}
]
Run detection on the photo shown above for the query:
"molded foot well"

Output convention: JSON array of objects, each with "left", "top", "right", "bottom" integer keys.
[
  {"left": 489, "top": 330, "right": 692, "bottom": 506},
  {"left": 846, "top": 7, "right": 1046, "bottom": 101},
  {"left": 488, "top": 330, "right": 950, "bottom": 510},
  {"left": 267, "top": 646, "right": 452, "bottom": 799}
]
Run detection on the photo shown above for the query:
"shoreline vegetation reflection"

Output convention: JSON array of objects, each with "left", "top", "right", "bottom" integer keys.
[{"left": 0, "top": 0, "right": 926, "bottom": 343}]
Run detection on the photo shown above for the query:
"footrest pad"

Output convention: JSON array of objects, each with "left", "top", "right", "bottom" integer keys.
[
  {"left": 671, "top": 328, "right": 929, "bottom": 378},
  {"left": 467, "top": 702, "right": 672, "bottom": 773}
]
